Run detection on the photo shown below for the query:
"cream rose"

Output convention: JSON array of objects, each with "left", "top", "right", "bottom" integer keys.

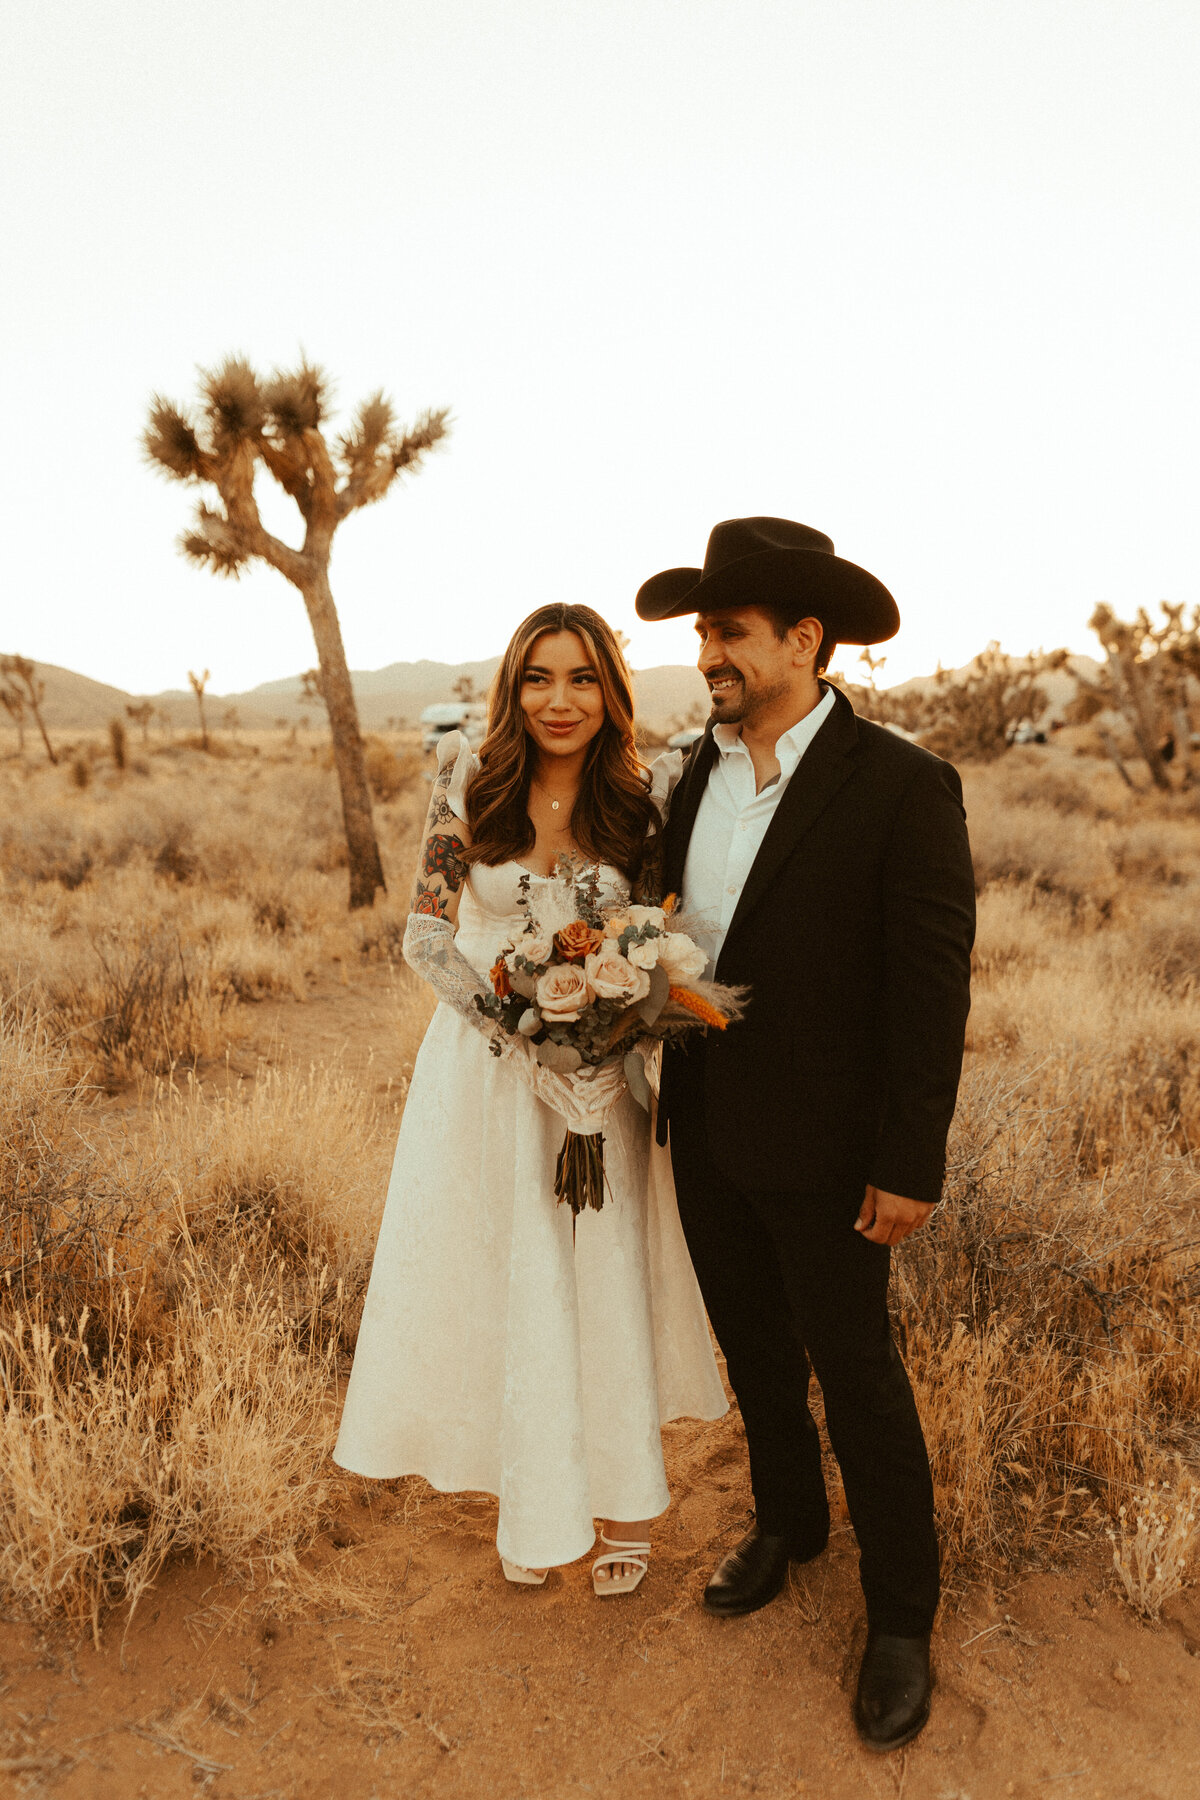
[
  {"left": 625, "top": 904, "right": 667, "bottom": 932},
  {"left": 657, "top": 931, "right": 708, "bottom": 983},
  {"left": 585, "top": 947, "right": 651, "bottom": 1005},
  {"left": 535, "top": 962, "right": 590, "bottom": 1021},
  {"left": 603, "top": 912, "right": 630, "bottom": 939},
  {"left": 626, "top": 936, "right": 660, "bottom": 970},
  {"left": 511, "top": 936, "right": 553, "bottom": 968}
]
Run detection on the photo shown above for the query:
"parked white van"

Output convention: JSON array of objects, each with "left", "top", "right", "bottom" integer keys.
[{"left": 420, "top": 702, "right": 487, "bottom": 753}]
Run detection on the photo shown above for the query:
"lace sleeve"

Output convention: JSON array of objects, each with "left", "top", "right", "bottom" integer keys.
[{"left": 403, "top": 914, "right": 499, "bottom": 1035}]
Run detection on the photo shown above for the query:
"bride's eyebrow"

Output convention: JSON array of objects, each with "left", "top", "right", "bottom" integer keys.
[{"left": 523, "top": 663, "right": 596, "bottom": 676}]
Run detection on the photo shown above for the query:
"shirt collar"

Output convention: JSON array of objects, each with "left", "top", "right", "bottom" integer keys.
[{"left": 712, "top": 683, "right": 836, "bottom": 774}]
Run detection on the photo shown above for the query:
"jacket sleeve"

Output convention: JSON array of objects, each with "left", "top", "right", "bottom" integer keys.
[{"left": 867, "top": 756, "right": 975, "bottom": 1206}]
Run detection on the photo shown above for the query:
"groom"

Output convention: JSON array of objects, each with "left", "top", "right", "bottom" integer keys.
[{"left": 636, "top": 518, "right": 975, "bottom": 1752}]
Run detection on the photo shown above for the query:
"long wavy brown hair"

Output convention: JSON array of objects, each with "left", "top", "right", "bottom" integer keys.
[{"left": 462, "top": 604, "right": 659, "bottom": 885}]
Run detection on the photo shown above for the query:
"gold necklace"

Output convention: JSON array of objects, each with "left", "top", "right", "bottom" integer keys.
[{"left": 532, "top": 779, "right": 575, "bottom": 815}]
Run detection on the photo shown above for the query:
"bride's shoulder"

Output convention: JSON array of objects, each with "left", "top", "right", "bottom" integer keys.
[
  {"left": 645, "top": 748, "right": 686, "bottom": 819},
  {"left": 434, "top": 730, "right": 482, "bottom": 823}
]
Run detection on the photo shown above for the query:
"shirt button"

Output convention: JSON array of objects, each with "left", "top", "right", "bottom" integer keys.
[{"left": 727, "top": 885, "right": 737, "bottom": 895}]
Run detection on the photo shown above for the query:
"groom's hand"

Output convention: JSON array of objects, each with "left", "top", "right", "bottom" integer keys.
[{"left": 854, "top": 1185, "right": 933, "bottom": 1246}]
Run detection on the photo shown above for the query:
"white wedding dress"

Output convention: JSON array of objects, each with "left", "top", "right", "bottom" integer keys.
[{"left": 334, "top": 737, "right": 727, "bottom": 1571}]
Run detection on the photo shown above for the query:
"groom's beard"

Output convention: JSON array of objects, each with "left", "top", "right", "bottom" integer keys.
[{"left": 706, "top": 666, "right": 789, "bottom": 727}]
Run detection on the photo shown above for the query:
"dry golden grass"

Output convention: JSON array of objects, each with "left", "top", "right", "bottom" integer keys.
[{"left": 1, "top": 726, "right": 1198, "bottom": 1627}]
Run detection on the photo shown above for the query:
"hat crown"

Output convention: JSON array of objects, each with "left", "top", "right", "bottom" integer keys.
[{"left": 704, "top": 517, "right": 834, "bottom": 577}]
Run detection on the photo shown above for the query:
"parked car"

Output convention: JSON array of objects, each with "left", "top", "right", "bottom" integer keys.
[{"left": 420, "top": 702, "right": 487, "bottom": 753}]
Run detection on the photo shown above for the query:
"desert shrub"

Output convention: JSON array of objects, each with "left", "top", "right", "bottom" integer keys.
[
  {"left": 1, "top": 815, "right": 96, "bottom": 890},
  {"left": 898, "top": 1058, "right": 1200, "bottom": 1581},
  {"left": 1122, "top": 902, "right": 1200, "bottom": 994},
  {"left": 0, "top": 1010, "right": 348, "bottom": 1630},
  {"left": 151, "top": 1065, "right": 390, "bottom": 1307},
  {"left": 153, "top": 822, "right": 199, "bottom": 882},
  {"left": 0, "top": 1007, "right": 152, "bottom": 1347},
  {"left": 363, "top": 735, "right": 421, "bottom": 801},
  {"left": 63, "top": 930, "right": 233, "bottom": 1081}
]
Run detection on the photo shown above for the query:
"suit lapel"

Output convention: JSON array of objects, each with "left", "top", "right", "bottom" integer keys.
[
  {"left": 717, "top": 688, "right": 862, "bottom": 968},
  {"left": 663, "top": 726, "right": 717, "bottom": 898}
]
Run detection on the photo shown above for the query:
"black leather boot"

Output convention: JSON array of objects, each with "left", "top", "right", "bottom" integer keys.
[
  {"left": 853, "top": 1629, "right": 932, "bottom": 1751},
  {"left": 702, "top": 1523, "right": 828, "bottom": 1617}
]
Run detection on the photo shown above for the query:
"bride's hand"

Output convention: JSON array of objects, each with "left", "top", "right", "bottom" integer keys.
[{"left": 511, "top": 1042, "right": 628, "bottom": 1133}]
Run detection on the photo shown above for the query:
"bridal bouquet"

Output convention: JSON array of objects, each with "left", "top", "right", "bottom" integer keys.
[{"left": 474, "top": 860, "right": 746, "bottom": 1217}]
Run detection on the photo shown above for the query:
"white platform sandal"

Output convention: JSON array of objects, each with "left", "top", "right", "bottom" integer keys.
[
  {"left": 591, "top": 1531, "right": 650, "bottom": 1597},
  {"left": 501, "top": 1559, "right": 548, "bottom": 1586}
]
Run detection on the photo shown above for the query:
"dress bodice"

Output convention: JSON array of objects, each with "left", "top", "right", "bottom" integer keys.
[
  {"left": 432, "top": 728, "right": 679, "bottom": 978},
  {"left": 455, "top": 861, "right": 630, "bottom": 977}
]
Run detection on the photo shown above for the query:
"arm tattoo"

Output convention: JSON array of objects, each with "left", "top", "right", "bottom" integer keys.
[
  {"left": 411, "top": 879, "right": 450, "bottom": 919},
  {"left": 428, "top": 793, "right": 456, "bottom": 829},
  {"left": 422, "top": 833, "right": 468, "bottom": 892},
  {"left": 433, "top": 764, "right": 453, "bottom": 792}
]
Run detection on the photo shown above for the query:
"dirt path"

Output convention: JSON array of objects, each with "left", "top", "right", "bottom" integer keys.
[
  {"left": 3, "top": 1444, "right": 1198, "bottom": 1799},
  {"left": 7, "top": 971, "right": 1198, "bottom": 1799}
]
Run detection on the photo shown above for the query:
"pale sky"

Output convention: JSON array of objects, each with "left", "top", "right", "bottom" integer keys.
[{"left": 3, "top": 1, "right": 1197, "bottom": 697}]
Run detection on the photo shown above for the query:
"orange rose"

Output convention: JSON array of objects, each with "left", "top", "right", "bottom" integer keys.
[
  {"left": 553, "top": 921, "right": 604, "bottom": 964},
  {"left": 490, "top": 957, "right": 513, "bottom": 998}
]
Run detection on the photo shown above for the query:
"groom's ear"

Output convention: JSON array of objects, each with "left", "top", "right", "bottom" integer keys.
[{"left": 786, "top": 616, "right": 824, "bottom": 670}]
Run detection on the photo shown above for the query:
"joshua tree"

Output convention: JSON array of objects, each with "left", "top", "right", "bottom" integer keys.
[
  {"left": 0, "top": 655, "right": 56, "bottom": 764},
  {"left": 188, "top": 668, "right": 211, "bottom": 752},
  {"left": 1088, "top": 602, "right": 1200, "bottom": 790},
  {"left": 0, "top": 674, "right": 26, "bottom": 752},
  {"left": 125, "top": 700, "right": 154, "bottom": 745},
  {"left": 300, "top": 667, "right": 328, "bottom": 714},
  {"left": 857, "top": 645, "right": 888, "bottom": 693},
  {"left": 451, "top": 673, "right": 477, "bottom": 706},
  {"left": 144, "top": 356, "right": 449, "bottom": 907}
]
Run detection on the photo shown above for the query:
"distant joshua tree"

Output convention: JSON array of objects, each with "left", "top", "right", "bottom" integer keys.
[
  {"left": 125, "top": 700, "right": 155, "bottom": 745},
  {"left": 188, "top": 669, "right": 211, "bottom": 752},
  {"left": 0, "top": 655, "right": 56, "bottom": 763},
  {"left": 1086, "top": 602, "right": 1200, "bottom": 791},
  {"left": 144, "top": 356, "right": 449, "bottom": 908},
  {"left": 857, "top": 646, "right": 888, "bottom": 693},
  {"left": 451, "top": 673, "right": 477, "bottom": 706},
  {"left": 0, "top": 671, "right": 26, "bottom": 752},
  {"left": 300, "top": 667, "right": 328, "bottom": 714}
]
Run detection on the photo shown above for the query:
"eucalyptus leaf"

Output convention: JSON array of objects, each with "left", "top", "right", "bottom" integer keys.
[
  {"left": 624, "top": 1048, "right": 652, "bottom": 1112},
  {"left": 508, "top": 968, "right": 538, "bottom": 1000},
  {"left": 639, "top": 961, "right": 670, "bottom": 1027},
  {"left": 536, "top": 1039, "right": 583, "bottom": 1073}
]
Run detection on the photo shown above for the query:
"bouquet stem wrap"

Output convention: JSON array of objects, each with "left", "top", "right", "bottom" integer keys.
[{"left": 554, "top": 1130, "right": 606, "bottom": 1219}]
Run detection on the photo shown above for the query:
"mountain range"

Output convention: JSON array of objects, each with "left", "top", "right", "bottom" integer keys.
[
  {"left": 6, "top": 657, "right": 713, "bottom": 737},
  {"left": 5, "top": 650, "right": 1103, "bottom": 739}
]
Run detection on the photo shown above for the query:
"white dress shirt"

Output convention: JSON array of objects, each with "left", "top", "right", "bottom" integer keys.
[{"left": 681, "top": 686, "right": 836, "bottom": 973}]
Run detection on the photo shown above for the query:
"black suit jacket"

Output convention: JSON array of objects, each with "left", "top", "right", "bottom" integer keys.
[{"left": 658, "top": 686, "right": 976, "bottom": 1205}]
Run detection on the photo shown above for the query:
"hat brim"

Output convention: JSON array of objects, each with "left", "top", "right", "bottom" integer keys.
[{"left": 635, "top": 546, "right": 899, "bottom": 645}]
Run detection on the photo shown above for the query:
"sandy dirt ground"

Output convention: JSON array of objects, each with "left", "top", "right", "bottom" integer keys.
[{"left": 4, "top": 967, "right": 1198, "bottom": 1800}]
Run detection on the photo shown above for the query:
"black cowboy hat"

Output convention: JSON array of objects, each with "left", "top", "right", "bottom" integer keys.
[{"left": 634, "top": 516, "right": 899, "bottom": 645}]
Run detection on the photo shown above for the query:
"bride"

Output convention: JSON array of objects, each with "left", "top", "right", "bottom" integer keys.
[{"left": 334, "top": 603, "right": 726, "bottom": 1591}]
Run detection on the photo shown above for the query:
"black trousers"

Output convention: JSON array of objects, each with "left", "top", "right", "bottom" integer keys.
[{"left": 668, "top": 1056, "right": 940, "bottom": 1636}]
